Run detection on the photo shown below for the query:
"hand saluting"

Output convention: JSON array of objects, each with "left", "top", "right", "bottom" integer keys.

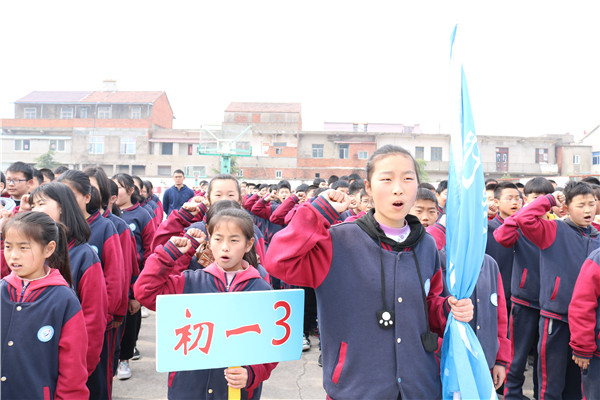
[{"left": 320, "top": 189, "right": 351, "bottom": 214}]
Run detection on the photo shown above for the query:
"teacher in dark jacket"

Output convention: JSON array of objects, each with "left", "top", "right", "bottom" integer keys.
[{"left": 162, "top": 169, "right": 195, "bottom": 217}]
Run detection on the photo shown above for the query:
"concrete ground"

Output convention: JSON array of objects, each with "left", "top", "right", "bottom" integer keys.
[{"left": 113, "top": 310, "right": 534, "bottom": 400}]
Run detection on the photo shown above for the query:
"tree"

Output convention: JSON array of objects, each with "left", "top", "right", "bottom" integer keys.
[
  {"left": 35, "top": 150, "right": 60, "bottom": 170},
  {"left": 416, "top": 159, "right": 429, "bottom": 182}
]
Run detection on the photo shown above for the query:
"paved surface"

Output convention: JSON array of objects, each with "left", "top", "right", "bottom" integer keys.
[{"left": 113, "top": 310, "right": 534, "bottom": 400}]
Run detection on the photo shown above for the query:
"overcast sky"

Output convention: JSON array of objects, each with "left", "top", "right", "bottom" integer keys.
[{"left": 2, "top": 1, "right": 599, "bottom": 139}]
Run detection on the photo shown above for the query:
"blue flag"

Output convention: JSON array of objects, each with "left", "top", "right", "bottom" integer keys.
[{"left": 440, "top": 25, "right": 496, "bottom": 400}]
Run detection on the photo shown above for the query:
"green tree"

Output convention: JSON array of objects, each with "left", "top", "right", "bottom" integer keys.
[
  {"left": 416, "top": 159, "right": 429, "bottom": 182},
  {"left": 35, "top": 150, "right": 60, "bottom": 170}
]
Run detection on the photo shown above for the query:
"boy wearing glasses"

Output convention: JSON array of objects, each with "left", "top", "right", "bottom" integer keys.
[{"left": 5, "top": 161, "right": 34, "bottom": 209}]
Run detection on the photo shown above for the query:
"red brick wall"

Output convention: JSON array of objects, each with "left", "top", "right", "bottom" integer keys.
[
  {"left": 267, "top": 146, "right": 298, "bottom": 157},
  {"left": 151, "top": 94, "right": 174, "bottom": 129}
]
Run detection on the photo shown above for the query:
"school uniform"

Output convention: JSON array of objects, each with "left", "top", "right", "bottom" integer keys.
[
  {"left": 140, "top": 199, "right": 159, "bottom": 228},
  {"left": 515, "top": 194, "right": 600, "bottom": 400},
  {"left": 243, "top": 193, "right": 260, "bottom": 212},
  {"left": 144, "top": 197, "right": 163, "bottom": 228},
  {"left": 269, "top": 194, "right": 300, "bottom": 226},
  {"left": 493, "top": 212, "right": 541, "bottom": 400},
  {"left": 426, "top": 222, "right": 446, "bottom": 251},
  {"left": 133, "top": 243, "right": 277, "bottom": 400},
  {"left": 1, "top": 269, "right": 89, "bottom": 399},
  {"left": 266, "top": 202, "right": 451, "bottom": 399},
  {"left": 340, "top": 208, "right": 358, "bottom": 221},
  {"left": 486, "top": 214, "right": 514, "bottom": 321},
  {"left": 568, "top": 247, "right": 600, "bottom": 399}
]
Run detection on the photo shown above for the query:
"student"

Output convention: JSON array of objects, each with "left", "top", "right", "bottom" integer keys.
[
  {"left": 30, "top": 183, "right": 110, "bottom": 397},
  {"left": 38, "top": 168, "right": 55, "bottom": 184},
  {"left": 569, "top": 247, "right": 600, "bottom": 399},
  {"left": 144, "top": 180, "right": 163, "bottom": 219},
  {"left": 132, "top": 175, "right": 158, "bottom": 228},
  {"left": 486, "top": 181, "right": 522, "bottom": 321},
  {"left": 270, "top": 184, "right": 309, "bottom": 226},
  {"left": 410, "top": 188, "right": 439, "bottom": 227},
  {"left": 162, "top": 169, "right": 195, "bottom": 216},
  {"left": 588, "top": 183, "right": 600, "bottom": 231},
  {"left": 265, "top": 145, "right": 473, "bottom": 399},
  {"left": 1, "top": 212, "right": 89, "bottom": 399},
  {"left": 435, "top": 180, "right": 448, "bottom": 217},
  {"left": 134, "top": 208, "right": 277, "bottom": 399},
  {"left": 331, "top": 179, "right": 349, "bottom": 194},
  {"left": 313, "top": 177, "right": 327, "bottom": 188},
  {"left": 343, "top": 189, "right": 372, "bottom": 223},
  {"left": 57, "top": 170, "right": 126, "bottom": 397},
  {"left": 142, "top": 180, "right": 163, "bottom": 227},
  {"left": 486, "top": 183, "right": 499, "bottom": 220},
  {"left": 5, "top": 161, "right": 34, "bottom": 208},
  {"left": 494, "top": 177, "right": 554, "bottom": 400},
  {"left": 0, "top": 172, "right": 16, "bottom": 211},
  {"left": 340, "top": 180, "right": 365, "bottom": 220},
  {"left": 514, "top": 181, "right": 600, "bottom": 400}
]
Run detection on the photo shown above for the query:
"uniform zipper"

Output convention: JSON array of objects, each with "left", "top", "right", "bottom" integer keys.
[{"left": 20, "top": 281, "right": 29, "bottom": 302}]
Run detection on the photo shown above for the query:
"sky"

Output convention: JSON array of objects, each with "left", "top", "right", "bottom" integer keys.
[{"left": 1, "top": 1, "right": 599, "bottom": 139}]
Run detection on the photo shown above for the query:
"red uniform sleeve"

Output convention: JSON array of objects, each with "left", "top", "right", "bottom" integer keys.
[
  {"left": 426, "top": 223, "right": 446, "bottom": 251},
  {"left": 0, "top": 247, "right": 9, "bottom": 278},
  {"left": 102, "top": 233, "right": 125, "bottom": 318},
  {"left": 495, "top": 273, "right": 511, "bottom": 367},
  {"left": 251, "top": 197, "right": 273, "bottom": 220},
  {"left": 569, "top": 257, "right": 600, "bottom": 359},
  {"left": 151, "top": 205, "right": 207, "bottom": 251},
  {"left": 270, "top": 195, "right": 298, "bottom": 226},
  {"left": 265, "top": 201, "right": 334, "bottom": 288},
  {"left": 153, "top": 205, "right": 163, "bottom": 227},
  {"left": 116, "top": 228, "right": 137, "bottom": 314},
  {"left": 78, "top": 263, "right": 109, "bottom": 375},
  {"left": 513, "top": 195, "right": 558, "bottom": 249},
  {"left": 244, "top": 362, "right": 278, "bottom": 393},
  {"left": 141, "top": 219, "right": 157, "bottom": 266},
  {"left": 133, "top": 242, "right": 186, "bottom": 311},
  {"left": 243, "top": 194, "right": 259, "bottom": 211},
  {"left": 493, "top": 214, "right": 520, "bottom": 248},
  {"left": 428, "top": 268, "right": 450, "bottom": 336},
  {"left": 283, "top": 204, "right": 300, "bottom": 226},
  {"left": 56, "top": 310, "right": 90, "bottom": 399}
]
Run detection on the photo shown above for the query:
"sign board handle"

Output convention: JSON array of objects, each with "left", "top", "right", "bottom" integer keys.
[{"left": 228, "top": 367, "right": 241, "bottom": 400}]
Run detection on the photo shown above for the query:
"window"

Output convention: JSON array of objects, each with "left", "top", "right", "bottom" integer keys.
[
  {"left": 50, "top": 139, "right": 66, "bottom": 152},
  {"left": 339, "top": 144, "right": 349, "bottom": 159},
  {"left": 132, "top": 165, "right": 146, "bottom": 176},
  {"left": 24, "top": 108, "right": 36, "bottom": 119},
  {"left": 535, "top": 148, "right": 549, "bottom": 164},
  {"left": 237, "top": 169, "right": 243, "bottom": 177},
  {"left": 188, "top": 144, "right": 194, "bottom": 156},
  {"left": 431, "top": 147, "right": 442, "bottom": 161},
  {"left": 14, "top": 139, "right": 30, "bottom": 151},
  {"left": 80, "top": 107, "right": 88, "bottom": 118},
  {"left": 158, "top": 165, "right": 171, "bottom": 176},
  {"left": 358, "top": 151, "right": 368, "bottom": 160},
  {"left": 184, "top": 166, "right": 207, "bottom": 178},
  {"left": 98, "top": 106, "right": 111, "bottom": 119},
  {"left": 273, "top": 142, "right": 287, "bottom": 147},
  {"left": 573, "top": 154, "right": 580, "bottom": 165},
  {"left": 161, "top": 143, "right": 173, "bottom": 155},
  {"left": 353, "top": 123, "right": 358, "bottom": 132},
  {"left": 593, "top": 152, "right": 600, "bottom": 166},
  {"left": 276, "top": 170, "right": 282, "bottom": 178},
  {"left": 131, "top": 106, "right": 142, "bottom": 119},
  {"left": 236, "top": 141, "right": 251, "bottom": 152},
  {"left": 120, "top": 137, "right": 136, "bottom": 155},
  {"left": 275, "top": 148, "right": 283, "bottom": 155},
  {"left": 415, "top": 146, "right": 425, "bottom": 160},
  {"left": 312, "top": 144, "right": 324, "bottom": 158},
  {"left": 89, "top": 136, "right": 104, "bottom": 154},
  {"left": 60, "top": 107, "right": 74, "bottom": 119}
]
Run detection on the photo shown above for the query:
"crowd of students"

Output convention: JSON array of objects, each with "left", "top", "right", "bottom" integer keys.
[{"left": 1, "top": 146, "right": 600, "bottom": 399}]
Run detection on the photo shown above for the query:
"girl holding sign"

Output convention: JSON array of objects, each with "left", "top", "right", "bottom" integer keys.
[
  {"left": 134, "top": 208, "right": 276, "bottom": 399},
  {"left": 1, "top": 212, "right": 89, "bottom": 399},
  {"left": 266, "top": 145, "right": 474, "bottom": 399}
]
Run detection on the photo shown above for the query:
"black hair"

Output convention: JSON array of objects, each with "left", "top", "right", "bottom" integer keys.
[
  {"left": 313, "top": 187, "right": 329, "bottom": 197},
  {"left": 581, "top": 177, "right": 600, "bottom": 186},
  {"left": 588, "top": 184, "right": 600, "bottom": 200},
  {"left": 205, "top": 200, "right": 242, "bottom": 226},
  {"left": 313, "top": 178, "right": 325, "bottom": 186},
  {"left": 2, "top": 211, "right": 72, "bottom": 286},
  {"left": 524, "top": 177, "right": 554, "bottom": 196},
  {"left": 108, "top": 180, "right": 121, "bottom": 215},
  {"left": 348, "top": 173, "right": 362, "bottom": 183},
  {"left": 83, "top": 166, "right": 111, "bottom": 210},
  {"left": 7, "top": 161, "right": 34, "bottom": 181},
  {"left": 87, "top": 187, "right": 102, "bottom": 215},
  {"left": 332, "top": 180, "right": 349, "bottom": 190},
  {"left": 486, "top": 183, "right": 498, "bottom": 192},
  {"left": 436, "top": 180, "right": 447, "bottom": 194},
  {"left": 132, "top": 175, "right": 145, "bottom": 200},
  {"left": 340, "top": 175, "right": 349, "bottom": 182},
  {"left": 199, "top": 180, "right": 208, "bottom": 186},
  {"left": 494, "top": 182, "right": 519, "bottom": 200},
  {"left": 30, "top": 182, "right": 91, "bottom": 245},
  {"left": 548, "top": 179, "right": 557, "bottom": 185},
  {"left": 39, "top": 168, "right": 55, "bottom": 182},
  {"left": 563, "top": 181, "right": 594, "bottom": 206},
  {"left": 207, "top": 174, "right": 241, "bottom": 203},
  {"left": 327, "top": 175, "right": 339, "bottom": 185},
  {"left": 142, "top": 180, "right": 154, "bottom": 198},
  {"left": 0, "top": 171, "right": 5, "bottom": 187},
  {"left": 32, "top": 169, "right": 44, "bottom": 186},
  {"left": 53, "top": 165, "right": 69, "bottom": 176},
  {"left": 416, "top": 188, "right": 439, "bottom": 206},
  {"left": 419, "top": 182, "right": 436, "bottom": 191},
  {"left": 112, "top": 173, "right": 142, "bottom": 205},
  {"left": 259, "top": 183, "right": 270, "bottom": 190},
  {"left": 277, "top": 180, "right": 291, "bottom": 191},
  {"left": 485, "top": 178, "right": 499, "bottom": 185},
  {"left": 366, "top": 145, "right": 420, "bottom": 184},
  {"left": 207, "top": 208, "right": 259, "bottom": 269},
  {"left": 173, "top": 169, "right": 185, "bottom": 176},
  {"left": 269, "top": 184, "right": 277, "bottom": 192},
  {"left": 348, "top": 180, "right": 364, "bottom": 195},
  {"left": 295, "top": 183, "right": 309, "bottom": 193},
  {"left": 57, "top": 169, "right": 91, "bottom": 197},
  {"left": 515, "top": 182, "right": 524, "bottom": 189}
]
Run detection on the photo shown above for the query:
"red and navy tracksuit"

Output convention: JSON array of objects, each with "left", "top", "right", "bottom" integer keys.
[
  {"left": 493, "top": 211, "right": 542, "bottom": 400},
  {"left": 87, "top": 209, "right": 126, "bottom": 399},
  {"left": 143, "top": 197, "right": 163, "bottom": 228},
  {"left": 1, "top": 269, "right": 89, "bottom": 399},
  {"left": 118, "top": 202, "right": 156, "bottom": 363},
  {"left": 133, "top": 242, "right": 277, "bottom": 399},
  {"left": 486, "top": 214, "right": 514, "bottom": 325},
  {"left": 426, "top": 222, "right": 446, "bottom": 251},
  {"left": 569, "top": 247, "right": 600, "bottom": 399},
  {"left": 251, "top": 196, "right": 284, "bottom": 248},
  {"left": 515, "top": 194, "right": 600, "bottom": 400},
  {"left": 266, "top": 202, "right": 451, "bottom": 399}
]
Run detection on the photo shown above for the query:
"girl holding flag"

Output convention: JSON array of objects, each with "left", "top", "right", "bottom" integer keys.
[{"left": 265, "top": 145, "right": 474, "bottom": 399}]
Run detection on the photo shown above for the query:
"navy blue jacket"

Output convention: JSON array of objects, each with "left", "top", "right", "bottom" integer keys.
[
  {"left": 121, "top": 202, "right": 156, "bottom": 270},
  {"left": 162, "top": 184, "right": 195, "bottom": 216},
  {"left": 486, "top": 215, "right": 514, "bottom": 308}
]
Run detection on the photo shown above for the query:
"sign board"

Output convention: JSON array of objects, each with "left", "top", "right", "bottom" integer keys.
[{"left": 156, "top": 289, "right": 304, "bottom": 372}]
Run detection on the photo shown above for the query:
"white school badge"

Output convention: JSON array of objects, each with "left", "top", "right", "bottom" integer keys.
[
  {"left": 90, "top": 245, "right": 99, "bottom": 254},
  {"left": 129, "top": 223, "right": 137, "bottom": 232},
  {"left": 490, "top": 293, "right": 498, "bottom": 307},
  {"left": 424, "top": 279, "right": 431, "bottom": 296},
  {"left": 37, "top": 325, "right": 54, "bottom": 342}
]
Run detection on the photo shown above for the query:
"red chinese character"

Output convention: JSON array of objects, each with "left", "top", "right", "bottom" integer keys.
[{"left": 174, "top": 309, "right": 215, "bottom": 356}]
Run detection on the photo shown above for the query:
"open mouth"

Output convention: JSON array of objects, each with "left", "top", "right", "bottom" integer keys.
[
  {"left": 10, "top": 264, "right": 22, "bottom": 270},
  {"left": 220, "top": 256, "right": 231, "bottom": 262},
  {"left": 392, "top": 201, "right": 404, "bottom": 209}
]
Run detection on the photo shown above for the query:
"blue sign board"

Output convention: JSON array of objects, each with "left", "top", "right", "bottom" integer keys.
[{"left": 156, "top": 289, "right": 304, "bottom": 372}]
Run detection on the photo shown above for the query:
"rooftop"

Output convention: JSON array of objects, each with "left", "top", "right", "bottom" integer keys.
[{"left": 225, "top": 102, "right": 301, "bottom": 113}]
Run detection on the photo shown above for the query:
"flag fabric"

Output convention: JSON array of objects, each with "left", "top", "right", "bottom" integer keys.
[{"left": 440, "top": 25, "right": 496, "bottom": 400}]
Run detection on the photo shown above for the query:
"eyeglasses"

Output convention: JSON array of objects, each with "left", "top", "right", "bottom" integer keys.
[{"left": 7, "top": 178, "right": 28, "bottom": 184}]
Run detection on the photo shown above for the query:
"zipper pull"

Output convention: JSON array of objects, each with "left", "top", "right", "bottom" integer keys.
[{"left": 20, "top": 281, "right": 29, "bottom": 301}]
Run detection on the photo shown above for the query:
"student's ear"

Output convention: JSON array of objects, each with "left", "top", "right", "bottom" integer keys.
[
  {"left": 84, "top": 192, "right": 91, "bottom": 205},
  {"left": 44, "top": 240, "right": 57, "bottom": 259},
  {"left": 364, "top": 179, "right": 372, "bottom": 197},
  {"left": 493, "top": 198, "right": 500, "bottom": 208},
  {"left": 245, "top": 237, "right": 255, "bottom": 253}
]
